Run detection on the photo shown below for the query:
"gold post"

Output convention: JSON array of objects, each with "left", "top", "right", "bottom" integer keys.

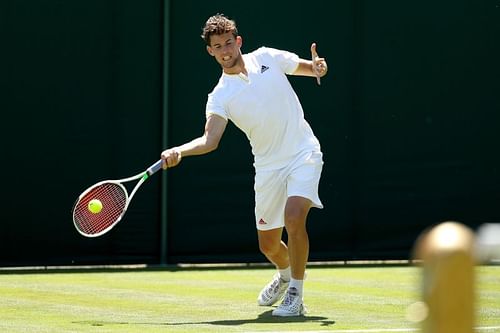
[{"left": 413, "top": 221, "right": 475, "bottom": 333}]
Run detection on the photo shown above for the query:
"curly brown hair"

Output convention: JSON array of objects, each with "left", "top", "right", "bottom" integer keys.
[{"left": 201, "top": 14, "right": 238, "bottom": 46}]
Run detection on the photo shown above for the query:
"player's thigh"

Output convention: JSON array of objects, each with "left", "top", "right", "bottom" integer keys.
[
  {"left": 254, "top": 169, "right": 287, "bottom": 230},
  {"left": 287, "top": 151, "right": 324, "bottom": 209},
  {"left": 285, "top": 196, "right": 312, "bottom": 224}
]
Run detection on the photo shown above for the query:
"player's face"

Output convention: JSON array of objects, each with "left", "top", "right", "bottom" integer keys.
[{"left": 207, "top": 32, "right": 243, "bottom": 74}]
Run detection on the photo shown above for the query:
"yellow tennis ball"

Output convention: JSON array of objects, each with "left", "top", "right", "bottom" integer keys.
[{"left": 88, "top": 199, "right": 103, "bottom": 214}]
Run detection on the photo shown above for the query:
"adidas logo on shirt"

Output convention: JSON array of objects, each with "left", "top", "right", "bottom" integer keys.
[{"left": 260, "top": 65, "right": 269, "bottom": 73}]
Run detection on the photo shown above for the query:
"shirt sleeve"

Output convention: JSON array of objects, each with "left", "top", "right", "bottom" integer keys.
[
  {"left": 205, "top": 92, "right": 228, "bottom": 121},
  {"left": 261, "top": 47, "right": 300, "bottom": 75}
]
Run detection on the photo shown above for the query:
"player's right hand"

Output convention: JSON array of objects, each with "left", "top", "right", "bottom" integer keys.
[{"left": 161, "top": 148, "right": 182, "bottom": 169}]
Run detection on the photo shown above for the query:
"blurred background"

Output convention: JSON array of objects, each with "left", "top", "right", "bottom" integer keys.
[{"left": 1, "top": 0, "right": 499, "bottom": 266}]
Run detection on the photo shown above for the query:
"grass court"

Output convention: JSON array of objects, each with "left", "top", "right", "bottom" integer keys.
[{"left": 0, "top": 265, "right": 499, "bottom": 332}]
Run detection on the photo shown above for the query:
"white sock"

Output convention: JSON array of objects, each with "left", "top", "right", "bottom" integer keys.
[
  {"left": 278, "top": 266, "right": 291, "bottom": 282},
  {"left": 289, "top": 278, "right": 304, "bottom": 296}
]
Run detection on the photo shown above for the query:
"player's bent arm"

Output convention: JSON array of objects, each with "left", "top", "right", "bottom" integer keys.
[
  {"left": 183, "top": 113, "right": 227, "bottom": 155},
  {"left": 293, "top": 58, "right": 328, "bottom": 78},
  {"left": 161, "top": 114, "right": 227, "bottom": 168}
]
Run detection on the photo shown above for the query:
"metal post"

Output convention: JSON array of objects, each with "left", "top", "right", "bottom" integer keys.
[{"left": 160, "top": 0, "right": 171, "bottom": 265}]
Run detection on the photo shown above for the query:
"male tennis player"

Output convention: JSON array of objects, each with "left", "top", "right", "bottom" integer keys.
[{"left": 161, "top": 14, "right": 328, "bottom": 316}]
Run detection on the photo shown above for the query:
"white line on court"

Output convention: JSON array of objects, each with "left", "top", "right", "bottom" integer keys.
[
  {"left": 246, "top": 326, "right": 500, "bottom": 333},
  {"left": 245, "top": 329, "right": 418, "bottom": 333},
  {"left": 477, "top": 327, "right": 500, "bottom": 331}
]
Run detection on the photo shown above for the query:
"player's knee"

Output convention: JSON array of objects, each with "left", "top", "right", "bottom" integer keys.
[
  {"left": 259, "top": 239, "right": 280, "bottom": 257},
  {"left": 284, "top": 212, "right": 307, "bottom": 236},
  {"left": 284, "top": 197, "right": 310, "bottom": 235}
]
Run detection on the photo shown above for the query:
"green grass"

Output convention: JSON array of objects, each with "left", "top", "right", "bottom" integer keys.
[{"left": 0, "top": 265, "right": 499, "bottom": 332}]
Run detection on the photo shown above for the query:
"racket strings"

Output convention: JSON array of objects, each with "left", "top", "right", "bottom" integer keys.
[{"left": 73, "top": 183, "right": 127, "bottom": 236}]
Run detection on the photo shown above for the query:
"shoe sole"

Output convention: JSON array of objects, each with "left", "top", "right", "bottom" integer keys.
[
  {"left": 271, "top": 310, "right": 305, "bottom": 317},
  {"left": 272, "top": 305, "right": 307, "bottom": 317}
]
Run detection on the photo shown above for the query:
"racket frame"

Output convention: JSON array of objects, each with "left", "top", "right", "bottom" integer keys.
[{"left": 72, "top": 160, "right": 163, "bottom": 237}]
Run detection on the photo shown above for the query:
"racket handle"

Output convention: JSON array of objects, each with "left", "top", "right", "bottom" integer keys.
[{"left": 147, "top": 159, "right": 164, "bottom": 176}]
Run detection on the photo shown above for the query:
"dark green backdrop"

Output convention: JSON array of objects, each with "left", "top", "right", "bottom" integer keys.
[{"left": 1, "top": 0, "right": 499, "bottom": 266}]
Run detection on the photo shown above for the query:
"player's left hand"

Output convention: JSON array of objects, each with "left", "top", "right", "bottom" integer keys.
[{"left": 311, "top": 43, "right": 328, "bottom": 85}]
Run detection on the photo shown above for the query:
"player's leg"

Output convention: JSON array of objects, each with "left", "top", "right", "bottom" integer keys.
[
  {"left": 284, "top": 196, "right": 312, "bottom": 281},
  {"left": 255, "top": 168, "right": 291, "bottom": 306},
  {"left": 272, "top": 196, "right": 312, "bottom": 316},
  {"left": 272, "top": 151, "right": 323, "bottom": 317},
  {"left": 257, "top": 228, "right": 292, "bottom": 306}
]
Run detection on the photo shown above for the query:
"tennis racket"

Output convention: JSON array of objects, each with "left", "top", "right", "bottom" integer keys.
[{"left": 72, "top": 159, "right": 163, "bottom": 237}]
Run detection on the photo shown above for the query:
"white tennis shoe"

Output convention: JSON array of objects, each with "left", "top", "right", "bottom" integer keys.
[
  {"left": 272, "top": 287, "right": 307, "bottom": 317},
  {"left": 257, "top": 273, "right": 289, "bottom": 306}
]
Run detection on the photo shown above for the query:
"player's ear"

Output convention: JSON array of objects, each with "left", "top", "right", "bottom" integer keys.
[
  {"left": 206, "top": 45, "right": 215, "bottom": 56},
  {"left": 236, "top": 35, "right": 242, "bottom": 47}
]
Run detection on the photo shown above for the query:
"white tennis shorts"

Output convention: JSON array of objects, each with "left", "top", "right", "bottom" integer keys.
[{"left": 254, "top": 150, "right": 324, "bottom": 231}]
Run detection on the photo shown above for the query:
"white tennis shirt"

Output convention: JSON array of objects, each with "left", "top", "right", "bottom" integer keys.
[{"left": 206, "top": 47, "right": 321, "bottom": 171}]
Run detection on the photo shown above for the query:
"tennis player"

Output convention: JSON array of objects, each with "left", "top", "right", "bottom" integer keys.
[{"left": 161, "top": 14, "right": 328, "bottom": 316}]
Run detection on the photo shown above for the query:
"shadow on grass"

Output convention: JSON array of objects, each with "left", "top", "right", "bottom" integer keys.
[{"left": 74, "top": 310, "right": 335, "bottom": 327}]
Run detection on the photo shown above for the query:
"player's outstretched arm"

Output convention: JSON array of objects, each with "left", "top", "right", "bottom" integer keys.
[
  {"left": 293, "top": 43, "right": 328, "bottom": 85},
  {"left": 161, "top": 114, "right": 227, "bottom": 169}
]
